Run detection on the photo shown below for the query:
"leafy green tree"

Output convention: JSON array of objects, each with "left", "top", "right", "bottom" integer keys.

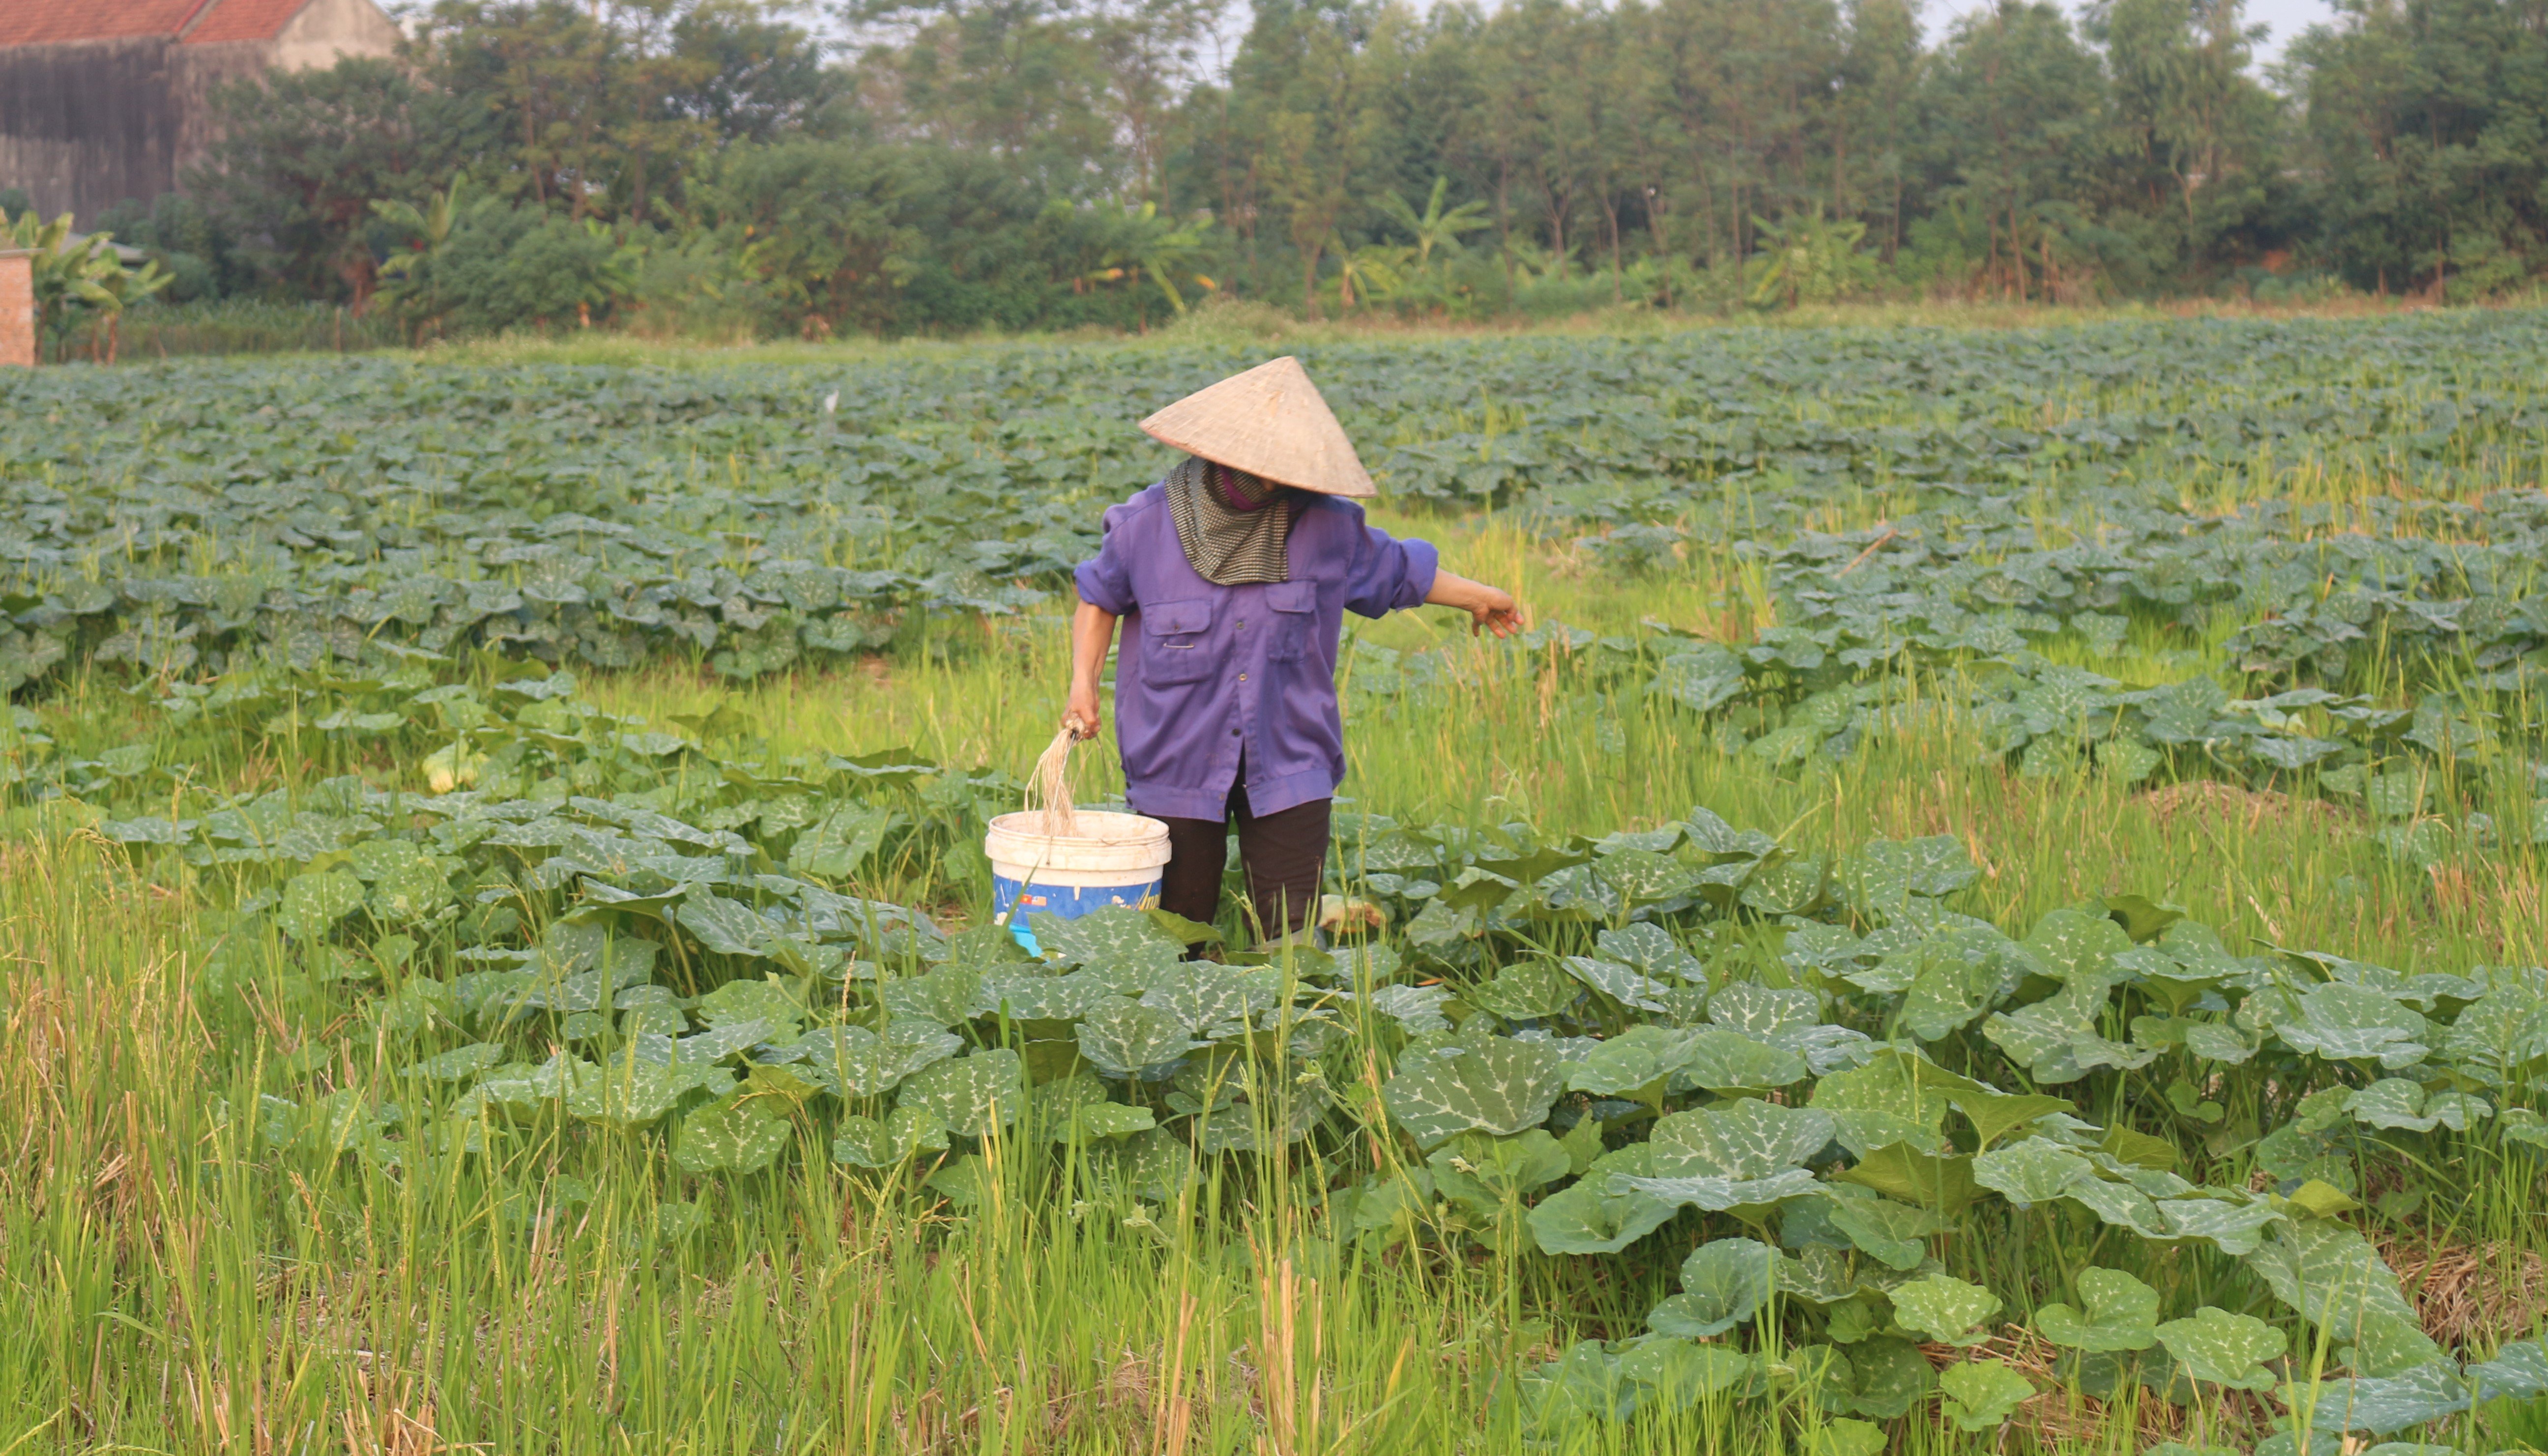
[
  {"left": 2087, "top": 0, "right": 2288, "bottom": 276},
  {"left": 2287, "top": 0, "right": 2548, "bottom": 298},
  {"left": 1230, "top": 0, "right": 1396, "bottom": 317},
  {"left": 197, "top": 58, "right": 482, "bottom": 304},
  {"left": 1921, "top": 1, "right": 2111, "bottom": 300},
  {"left": 685, "top": 139, "right": 922, "bottom": 335}
]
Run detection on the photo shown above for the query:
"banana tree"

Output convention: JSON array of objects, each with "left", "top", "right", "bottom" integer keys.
[
  {"left": 371, "top": 174, "right": 472, "bottom": 343},
  {"left": 2, "top": 210, "right": 159, "bottom": 363},
  {"left": 1375, "top": 178, "right": 1491, "bottom": 271},
  {"left": 1372, "top": 178, "right": 1488, "bottom": 312},
  {"left": 1743, "top": 205, "right": 1878, "bottom": 310},
  {"left": 1085, "top": 202, "right": 1216, "bottom": 322},
  {"left": 571, "top": 218, "right": 647, "bottom": 328},
  {"left": 1325, "top": 235, "right": 1407, "bottom": 312}
]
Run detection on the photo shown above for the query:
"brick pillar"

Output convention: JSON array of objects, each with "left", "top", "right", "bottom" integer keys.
[{"left": 0, "top": 252, "right": 33, "bottom": 368}]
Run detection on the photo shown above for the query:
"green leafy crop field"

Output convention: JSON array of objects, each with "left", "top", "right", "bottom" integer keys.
[{"left": 2, "top": 313, "right": 2546, "bottom": 1455}]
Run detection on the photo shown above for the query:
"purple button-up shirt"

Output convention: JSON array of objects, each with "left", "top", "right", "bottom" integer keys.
[{"left": 1073, "top": 482, "right": 1440, "bottom": 821}]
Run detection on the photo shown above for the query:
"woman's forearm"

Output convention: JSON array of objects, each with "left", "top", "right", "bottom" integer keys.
[
  {"left": 1071, "top": 602, "right": 1119, "bottom": 685},
  {"left": 1425, "top": 569, "right": 1523, "bottom": 637},
  {"left": 1066, "top": 601, "right": 1118, "bottom": 735}
]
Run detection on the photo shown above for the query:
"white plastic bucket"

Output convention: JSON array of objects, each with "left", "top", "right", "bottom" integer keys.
[{"left": 986, "top": 808, "right": 1172, "bottom": 955}]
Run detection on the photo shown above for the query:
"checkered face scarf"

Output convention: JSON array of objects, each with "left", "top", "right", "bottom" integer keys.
[{"left": 1164, "top": 455, "right": 1292, "bottom": 585}]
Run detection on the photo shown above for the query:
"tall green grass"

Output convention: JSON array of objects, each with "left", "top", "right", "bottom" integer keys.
[{"left": 1, "top": 520, "right": 2543, "bottom": 1453}]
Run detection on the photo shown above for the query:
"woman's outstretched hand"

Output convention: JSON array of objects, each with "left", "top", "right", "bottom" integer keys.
[{"left": 1425, "top": 570, "right": 1525, "bottom": 638}]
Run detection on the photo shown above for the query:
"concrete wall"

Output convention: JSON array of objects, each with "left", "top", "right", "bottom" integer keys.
[
  {"left": 175, "top": 0, "right": 404, "bottom": 182},
  {"left": 0, "top": 38, "right": 181, "bottom": 222},
  {"left": 0, "top": 0, "right": 399, "bottom": 226},
  {"left": 270, "top": 0, "right": 404, "bottom": 74},
  {"left": 0, "top": 255, "right": 32, "bottom": 368}
]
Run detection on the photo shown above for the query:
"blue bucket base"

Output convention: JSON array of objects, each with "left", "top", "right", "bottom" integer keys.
[{"left": 992, "top": 874, "right": 1163, "bottom": 956}]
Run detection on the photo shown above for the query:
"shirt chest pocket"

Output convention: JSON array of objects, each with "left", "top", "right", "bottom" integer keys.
[
  {"left": 1263, "top": 581, "right": 1316, "bottom": 662},
  {"left": 1140, "top": 598, "right": 1215, "bottom": 685}
]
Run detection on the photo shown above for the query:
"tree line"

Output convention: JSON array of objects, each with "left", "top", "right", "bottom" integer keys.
[{"left": 7, "top": 0, "right": 2545, "bottom": 340}]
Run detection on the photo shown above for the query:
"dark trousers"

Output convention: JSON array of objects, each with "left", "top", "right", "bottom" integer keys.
[{"left": 1156, "top": 776, "right": 1330, "bottom": 945}]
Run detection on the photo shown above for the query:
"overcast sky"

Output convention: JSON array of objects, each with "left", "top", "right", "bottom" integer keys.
[
  {"left": 792, "top": 0, "right": 2344, "bottom": 81},
  {"left": 1924, "top": 0, "right": 2336, "bottom": 65}
]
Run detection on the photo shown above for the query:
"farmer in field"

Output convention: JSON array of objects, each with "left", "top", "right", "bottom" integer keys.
[{"left": 1064, "top": 356, "right": 1522, "bottom": 947}]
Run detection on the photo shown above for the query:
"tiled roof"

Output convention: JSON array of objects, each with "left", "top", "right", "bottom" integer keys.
[
  {"left": 0, "top": 0, "right": 307, "bottom": 48},
  {"left": 182, "top": 0, "right": 309, "bottom": 44}
]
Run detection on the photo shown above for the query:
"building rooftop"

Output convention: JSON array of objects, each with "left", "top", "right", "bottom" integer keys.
[{"left": 0, "top": 0, "right": 313, "bottom": 49}]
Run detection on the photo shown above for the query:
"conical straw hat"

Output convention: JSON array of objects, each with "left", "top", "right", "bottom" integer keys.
[{"left": 1138, "top": 356, "right": 1377, "bottom": 498}]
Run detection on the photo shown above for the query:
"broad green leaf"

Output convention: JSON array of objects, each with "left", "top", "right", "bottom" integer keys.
[
  {"left": 875, "top": 964, "right": 983, "bottom": 1027},
  {"left": 1952, "top": 1088, "right": 2076, "bottom": 1150},
  {"left": 1846, "top": 836, "right": 1980, "bottom": 915},
  {"left": 1823, "top": 1195, "right": 1946, "bottom": 1271},
  {"left": 671, "top": 1096, "right": 792, "bottom": 1175},
  {"left": 2154, "top": 1195, "right": 2284, "bottom": 1256},
  {"left": 1431, "top": 1129, "right": 1570, "bottom": 1217},
  {"left": 1558, "top": 955, "right": 1687, "bottom": 1015},
  {"left": 1138, "top": 963, "right": 1259, "bottom": 1033},
  {"left": 1029, "top": 1077, "right": 1156, "bottom": 1142},
  {"left": 1939, "top": 1360, "right": 2035, "bottom": 1430},
  {"left": 1566, "top": 1025, "right": 1697, "bottom": 1095},
  {"left": 2278, "top": 983, "right": 2431, "bottom": 1068},
  {"left": 1843, "top": 1337, "right": 1936, "bottom": 1418},
  {"left": 2154, "top": 1307, "right": 2284, "bottom": 1391},
  {"left": 1094, "top": 1126, "right": 1196, "bottom": 1202},
  {"left": 2099, "top": 1125, "right": 2181, "bottom": 1171},
  {"left": 1831, "top": 1143, "right": 1977, "bottom": 1214},
  {"left": 1708, "top": 981, "right": 1821, "bottom": 1039},
  {"left": 1973, "top": 1137, "right": 2094, "bottom": 1204},
  {"left": 1649, "top": 1099, "right": 1836, "bottom": 1179},
  {"left": 1381, "top": 1037, "right": 1565, "bottom": 1148},
  {"left": 413, "top": 1042, "right": 506, "bottom": 1080},
  {"left": 2034, "top": 1268, "right": 2160, "bottom": 1351},
  {"left": 678, "top": 893, "right": 782, "bottom": 957},
  {"left": 2241, "top": 1219, "right": 2442, "bottom": 1375},
  {"left": 1809, "top": 1418, "right": 1886, "bottom": 1456},
  {"left": 1527, "top": 1179, "right": 1678, "bottom": 1255},
  {"left": 2467, "top": 1339, "right": 2548, "bottom": 1402},
  {"left": 1809, "top": 1053, "right": 1952, "bottom": 1156},
  {"left": 1026, "top": 904, "right": 1184, "bottom": 966},
  {"left": 2282, "top": 1362, "right": 2473, "bottom": 1436},
  {"left": 1076, "top": 997, "right": 1201, "bottom": 1078},
  {"left": 1677, "top": 1028, "right": 1810, "bottom": 1092},
  {"left": 1649, "top": 1237, "right": 1784, "bottom": 1338},
  {"left": 2345, "top": 1079, "right": 2487, "bottom": 1132},
  {"left": 2024, "top": 907, "right": 2133, "bottom": 985},
  {"left": 1465, "top": 958, "right": 1581, "bottom": 1021},
  {"left": 829, "top": 1105, "right": 951, "bottom": 1167},
  {"left": 798, "top": 1021, "right": 961, "bottom": 1097},
  {"left": 567, "top": 1056, "right": 710, "bottom": 1127},
  {"left": 1524, "top": 1339, "right": 1636, "bottom": 1433},
  {"left": 1617, "top": 1340, "right": 1753, "bottom": 1414},
  {"left": 1739, "top": 854, "right": 1826, "bottom": 914},
  {"left": 278, "top": 868, "right": 366, "bottom": 942},
  {"left": 696, "top": 977, "right": 807, "bottom": 1034},
  {"left": 1361, "top": 982, "right": 1452, "bottom": 1033},
  {"left": 1888, "top": 1273, "right": 2000, "bottom": 1346},
  {"left": 896, "top": 1049, "right": 1023, "bottom": 1138},
  {"left": 1595, "top": 922, "right": 1706, "bottom": 982}
]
